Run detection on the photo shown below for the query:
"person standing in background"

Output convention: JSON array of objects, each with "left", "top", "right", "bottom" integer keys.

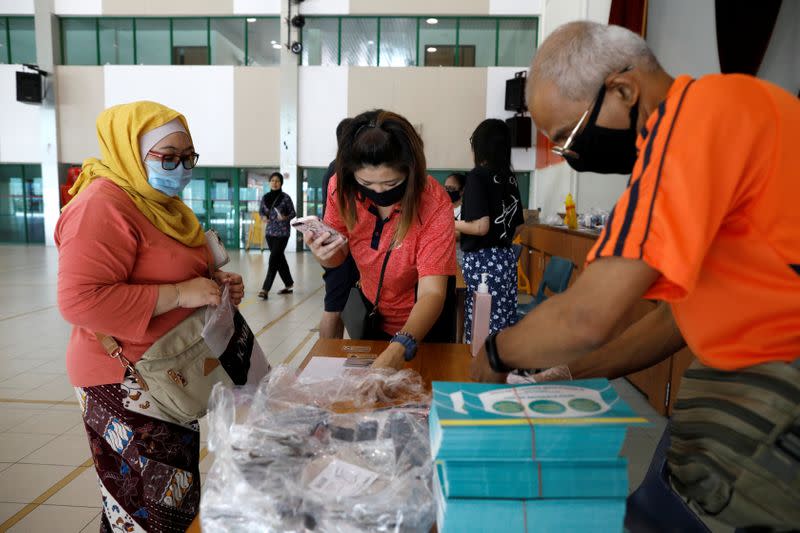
[
  {"left": 445, "top": 172, "right": 466, "bottom": 221},
  {"left": 319, "top": 118, "right": 360, "bottom": 338},
  {"left": 258, "top": 172, "right": 296, "bottom": 300},
  {"left": 445, "top": 172, "right": 466, "bottom": 267},
  {"left": 456, "top": 119, "right": 524, "bottom": 343}
]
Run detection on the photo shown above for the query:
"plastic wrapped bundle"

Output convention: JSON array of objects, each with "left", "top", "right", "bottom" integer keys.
[{"left": 201, "top": 366, "right": 435, "bottom": 533}]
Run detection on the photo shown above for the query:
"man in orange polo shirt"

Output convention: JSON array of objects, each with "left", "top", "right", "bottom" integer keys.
[{"left": 472, "top": 21, "right": 800, "bottom": 529}]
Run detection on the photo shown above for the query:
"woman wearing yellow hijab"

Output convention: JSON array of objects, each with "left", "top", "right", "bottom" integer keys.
[{"left": 55, "top": 101, "right": 244, "bottom": 531}]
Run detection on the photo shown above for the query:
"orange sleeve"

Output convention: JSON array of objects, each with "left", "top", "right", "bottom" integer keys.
[
  {"left": 587, "top": 76, "right": 775, "bottom": 300},
  {"left": 56, "top": 190, "right": 159, "bottom": 339}
]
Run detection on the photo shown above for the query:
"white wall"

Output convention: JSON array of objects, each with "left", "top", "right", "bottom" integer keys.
[
  {"left": 758, "top": 0, "right": 800, "bottom": 94},
  {"left": 646, "top": 0, "right": 720, "bottom": 78},
  {"left": 53, "top": 0, "right": 102, "bottom": 15},
  {"left": 0, "top": 65, "right": 41, "bottom": 164},
  {"left": 490, "top": 0, "right": 542, "bottom": 16},
  {"left": 300, "top": 0, "right": 349, "bottom": 15},
  {"left": 0, "top": 0, "right": 34, "bottom": 14},
  {"left": 233, "top": 0, "right": 280, "bottom": 15},
  {"left": 298, "top": 66, "right": 348, "bottom": 168},
  {"left": 485, "top": 67, "right": 535, "bottom": 173},
  {"left": 104, "top": 66, "right": 235, "bottom": 166}
]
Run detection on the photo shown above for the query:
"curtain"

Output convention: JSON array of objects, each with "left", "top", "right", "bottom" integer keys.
[
  {"left": 715, "top": 0, "right": 782, "bottom": 75},
  {"left": 609, "top": 0, "right": 648, "bottom": 37}
]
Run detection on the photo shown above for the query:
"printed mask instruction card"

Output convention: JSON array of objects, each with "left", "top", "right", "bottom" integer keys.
[{"left": 308, "top": 458, "right": 379, "bottom": 497}]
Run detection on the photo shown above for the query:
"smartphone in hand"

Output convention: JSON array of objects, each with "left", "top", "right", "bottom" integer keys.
[{"left": 291, "top": 216, "right": 345, "bottom": 246}]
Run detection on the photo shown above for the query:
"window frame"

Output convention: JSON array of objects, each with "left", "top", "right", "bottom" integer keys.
[{"left": 56, "top": 15, "right": 538, "bottom": 67}]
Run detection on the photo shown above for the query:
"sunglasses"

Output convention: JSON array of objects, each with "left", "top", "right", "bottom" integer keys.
[{"left": 147, "top": 150, "right": 200, "bottom": 171}]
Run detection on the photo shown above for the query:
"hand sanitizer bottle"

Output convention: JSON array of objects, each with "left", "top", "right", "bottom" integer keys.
[{"left": 471, "top": 273, "right": 492, "bottom": 357}]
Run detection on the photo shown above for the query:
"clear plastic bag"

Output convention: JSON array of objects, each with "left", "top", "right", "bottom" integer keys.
[
  {"left": 203, "top": 284, "right": 236, "bottom": 356},
  {"left": 202, "top": 366, "right": 435, "bottom": 533}
]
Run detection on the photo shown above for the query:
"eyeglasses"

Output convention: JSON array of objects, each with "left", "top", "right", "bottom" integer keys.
[
  {"left": 550, "top": 107, "right": 591, "bottom": 160},
  {"left": 147, "top": 150, "right": 200, "bottom": 171},
  {"left": 551, "top": 65, "right": 634, "bottom": 160}
]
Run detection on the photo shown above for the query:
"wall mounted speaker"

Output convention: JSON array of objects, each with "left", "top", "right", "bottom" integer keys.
[{"left": 16, "top": 71, "right": 42, "bottom": 104}]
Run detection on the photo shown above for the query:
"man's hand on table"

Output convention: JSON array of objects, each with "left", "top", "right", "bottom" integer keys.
[
  {"left": 470, "top": 343, "right": 508, "bottom": 383},
  {"left": 372, "top": 342, "right": 406, "bottom": 371}
]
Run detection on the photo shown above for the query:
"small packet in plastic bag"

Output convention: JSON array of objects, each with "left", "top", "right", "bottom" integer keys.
[{"left": 202, "top": 365, "right": 436, "bottom": 533}]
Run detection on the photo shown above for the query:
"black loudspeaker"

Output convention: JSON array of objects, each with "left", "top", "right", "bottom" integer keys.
[
  {"left": 506, "top": 115, "right": 532, "bottom": 148},
  {"left": 505, "top": 73, "right": 527, "bottom": 112},
  {"left": 16, "top": 71, "right": 43, "bottom": 104}
]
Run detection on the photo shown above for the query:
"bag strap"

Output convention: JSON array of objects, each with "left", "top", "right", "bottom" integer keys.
[
  {"left": 372, "top": 242, "right": 394, "bottom": 311},
  {"left": 93, "top": 332, "right": 149, "bottom": 390}
]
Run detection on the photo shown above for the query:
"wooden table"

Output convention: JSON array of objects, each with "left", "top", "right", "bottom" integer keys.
[{"left": 187, "top": 340, "right": 472, "bottom": 532}]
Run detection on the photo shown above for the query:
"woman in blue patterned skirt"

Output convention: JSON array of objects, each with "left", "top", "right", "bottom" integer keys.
[{"left": 456, "top": 119, "right": 525, "bottom": 343}]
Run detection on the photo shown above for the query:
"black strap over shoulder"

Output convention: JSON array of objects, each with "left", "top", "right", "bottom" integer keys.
[{"left": 372, "top": 244, "right": 393, "bottom": 313}]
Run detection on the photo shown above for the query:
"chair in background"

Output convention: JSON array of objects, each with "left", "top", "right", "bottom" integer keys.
[{"left": 517, "top": 255, "right": 574, "bottom": 320}]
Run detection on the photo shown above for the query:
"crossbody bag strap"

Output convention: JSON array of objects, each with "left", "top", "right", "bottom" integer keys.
[
  {"left": 93, "top": 332, "right": 149, "bottom": 390},
  {"left": 371, "top": 242, "right": 394, "bottom": 312}
]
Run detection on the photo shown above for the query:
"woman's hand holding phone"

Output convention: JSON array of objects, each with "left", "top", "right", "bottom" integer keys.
[{"left": 303, "top": 230, "right": 347, "bottom": 263}]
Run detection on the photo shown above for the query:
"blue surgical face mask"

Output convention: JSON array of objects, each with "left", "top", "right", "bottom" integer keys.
[{"left": 145, "top": 160, "right": 193, "bottom": 197}]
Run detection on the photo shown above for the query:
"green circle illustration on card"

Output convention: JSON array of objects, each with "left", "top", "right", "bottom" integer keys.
[
  {"left": 528, "top": 400, "right": 566, "bottom": 414},
  {"left": 568, "top": 398, "right": 603, "bottom": 412},
  {"left": 493, "top": 400, "right": 524, "bottom": 413}
]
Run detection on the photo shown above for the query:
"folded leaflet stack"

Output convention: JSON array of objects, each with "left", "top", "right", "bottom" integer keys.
[{"left": 430, "top": 379, "right": 648, "bottom": 533}]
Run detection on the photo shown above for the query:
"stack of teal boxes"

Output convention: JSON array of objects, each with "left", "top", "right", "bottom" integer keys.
[{"left": 429, "top": 379, "right": 648, "bottom": 533}]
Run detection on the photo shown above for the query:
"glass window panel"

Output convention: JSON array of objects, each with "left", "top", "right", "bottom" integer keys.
[
  {"left": 419, "top": 18, "right": 457, "bottom": 67},
  {"left": 208, "top": 168, "right": 237, "bottom": 248},
  {"left": 22, "top": 165, "right": 44, "bottom": 244},
  {"left": 457, "top": 18, "right": 496, "bottom": 67},
  {"left": 246, "top": 17, "right": 280, "bottom": 66},
  {"left": 340, "top": 18, "right": 376, "bottom": 67},
  {"left": 378, "top": 18, "right": 415, "bottom": 67},
  {"left": 498, "top": 18, "right": 537, "bottom": 67},
  {"left": 9, "top": 17, "right": 36, "bottom": 65},
  {"left": 301, "top": 18, "right": 338, "bottom": 66},
  {"left": 62, "top": 18, "right": 98, "bottom": 65},
  {"left": 99, "top": 18, "right": 134, "bottom": 65},
  {"left": 0, "top": 165, "right": 25, "bottom": 243},
  {"left": 173, "top": 18, "right": 208, "bottom": 65},
  {"left": 210, "top": 18, "right": 245, "bottom": 66},
  {"left": 135, "top": 18, "right": 170, "bottom": 65},
  {"left": 0, "top": 18, "right": 9, "bottom": 64}
]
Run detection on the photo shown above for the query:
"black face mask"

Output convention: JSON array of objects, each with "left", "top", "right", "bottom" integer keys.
[
  {"left": 358, "top": 178, "right": 408, "bottom": 207},
  {"left": 447, "top": 190, "right": 461, "bottom": 203},
  {"left": 564, "top": 84, "right": 639, "bottom": 174}
]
